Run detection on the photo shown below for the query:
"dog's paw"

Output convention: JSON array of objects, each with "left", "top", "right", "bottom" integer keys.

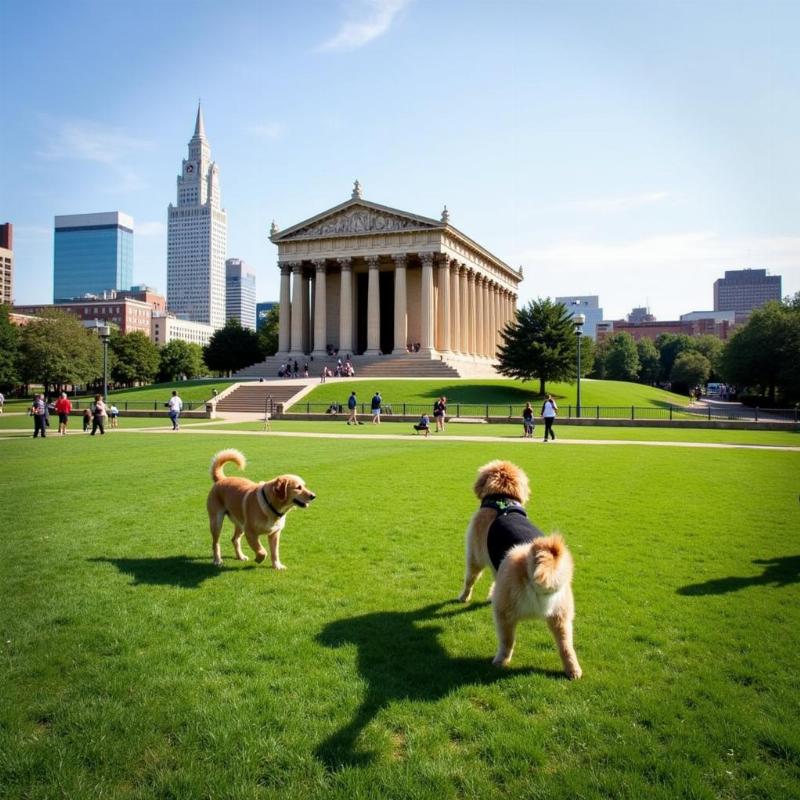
[
  {"left": 213, "top": 558, "right": 223, "bottom": 567},
  {"left": 235, "top": 554, "right": 249, "bottom": 561},
  {"left": 273, "top": 561, "right": 286, "bottom": 571},
  {"left": 566, "top": 665, "right": 583, "bottom": 680},
  {"left": 492, "top": 654, "right": 511, "bottom": 668},
  {"left": 254, "top": 552, "right": 266, "bottom": 563},
  {"left": 457, "top": 590, "right": 472, "bottom": 603}
]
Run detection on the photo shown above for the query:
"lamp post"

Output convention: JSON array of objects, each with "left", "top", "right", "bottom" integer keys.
[
  {"left": 574, "top": 314, "right": 585, "bottom": 418},
  {"left": 99, "top": 325, "right": 111, "bottom": 404}
]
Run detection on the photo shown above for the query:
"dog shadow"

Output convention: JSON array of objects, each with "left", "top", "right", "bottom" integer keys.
[
  {"left": 677, "top": 554, "right": 800, "bottom": 596},
  {"left": 314, "top": 600, "right": 560, "bottom": 769},
  {"left": 88, "top": 555, "right": 241, "bottom": 588}
]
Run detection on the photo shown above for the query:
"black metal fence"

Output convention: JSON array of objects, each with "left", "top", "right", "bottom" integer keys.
[
  {"left": 291, "top": 402, "right": 800, "bottom": 423},
  {"left": 68, "top": 400, "right": 203, "bottom": 411}
]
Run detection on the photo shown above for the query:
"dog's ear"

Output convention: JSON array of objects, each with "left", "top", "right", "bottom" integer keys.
[{"left": 273, "top": 477, "right": 289, "bottom": 502}]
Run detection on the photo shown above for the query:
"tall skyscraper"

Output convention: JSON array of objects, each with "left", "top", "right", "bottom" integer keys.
[
  {"left": 713, "top": 268, "right": 781, "bottom": 313},
  {"left": 0, "top": 223, "right": 12, "bottom": 305},
  {"left": 53, "top": 212, "right": 133, "bottom": 301},
  {"left": 225, "top": 258, "right": 256, "bottom": 330},
  {"left": 167, "top": 104, "right": 228, "bottom": 328},
  {"left": 556, "top": 295, "right": 604, "bottom": 340}
]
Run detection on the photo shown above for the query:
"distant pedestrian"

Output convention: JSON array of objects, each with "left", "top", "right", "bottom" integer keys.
[
  {"left": 91, "top": 394, "right": 107, "bottom": 436},
  {"left": 54, "top": 391, "right": 72, "bottom": 436},
  {"left": 167, "top": 390, "right": 183, "bottom": 430},
  {"left": 541, "top": 394, "right": 558, "bottom": 441},
  {"left": 347, "top": 391, "right": 359, "bottom": 425},
  {"left": 109, "top": 404, "right": 120, "bottom": 428},
  {"left": 370, "top": 391, "right": 382, "bottom": 424},
  {"left": 413, "top": 413, "right": 430, "bottom": 437},
  {"left": 433, "top": 396, "right": 447, "bottom": 432},
  {"left": 0, "top": 390, "right": 4, "bottom": 414},
  {"left": 522, "top": 402, "right": 535, "bottom": 438},
  {"left": 30, "top": 394, "right": 47, "bottom": 438},
  {"left": 82, "top": 408, "right": 92, "bottom": 432}
]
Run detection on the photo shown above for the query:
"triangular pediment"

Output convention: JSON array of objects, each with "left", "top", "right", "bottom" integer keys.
[{"left": 272, "top": 199, "right": 443, "bottom": 242}]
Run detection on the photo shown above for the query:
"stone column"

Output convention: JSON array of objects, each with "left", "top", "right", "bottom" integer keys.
[
  {"left": 290, "top": 262, "right": 304, "bottom": 354},
  {"left": 278, "top": 263, "right": 291, "bottom": 353},
  {"left": 392, "top": 254, "right": 407, "bottom": 354},
  {"left": 467, "top": 270, "right": 477, "bottom": 356},
  {"left": 304, "top": 272, "right": 312, "bottom": 354},
  {"left": 365, "top": 256, "right": 381, "bottom": 354},
  {"left": 495, "top": 285, "right": 503, "bottom": 349},
  {"left": 488, "top": 282, "right": 497, "bottom": 357},
  {"left": 338, "top": 258, "right": 353, "bottom": 355},
  {"left": 437, "top": 255, "right": 451, "bottom": 353},
  {"left": 450, "top": 261, "right": 461, "bottom": 354},
  {"left": 312, "top": 259, "right": 327, "bottom": 356},
  {"left": 420, "top": 253, "right": 434, "bottom": 352},
  {"left": 475, "top": 275, "right": 485, "bottom": 357},
  {"left": 459, "top": 264, "right": 469, "bottom": 356}
]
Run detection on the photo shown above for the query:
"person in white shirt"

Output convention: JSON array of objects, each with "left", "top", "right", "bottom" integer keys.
[
  {"left": 167, "top": 391, "right": 183, "bottom": 431},
  {"left": 541, "top": 394, "right": 558, "bottom": 441}
]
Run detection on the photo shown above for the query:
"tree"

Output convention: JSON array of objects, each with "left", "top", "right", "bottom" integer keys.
[
  {"left": 602, "top": 332, "right": 640, "bottom": 381},
  {"left": 257, "top": 304, "right": 280, "bottom": 357},
  {"left": 158, "top": 340, "right": 206, "bottom": 382},
  {"left": 0, "top": 305, "right": 20, "bottom": 389},
  {"left": 495, "top": 299, "right": 577, "bottom": 395},
  {"left": 18, "top": 310, "right": 102, "bottom": 395},
  {"left": 204, "top": 319, "right": 263, "bottom": 376},
  {"left": 655, "top": 333, "right": 694, "bottom": 383},
  {"left": 671, "top": 350, "right": 711, "bottom": 392},
  {"left": 690, "top": 334, "right": 724, "bottom": 378},
  {"left": 110, "top": 330, "right": 161, "bottom": 386},
  {"left": 636, "top": 337, "right": 661, "bottom": 384},
  {"left": 720, "top": 300, "right": 800, "bottom": 403}
]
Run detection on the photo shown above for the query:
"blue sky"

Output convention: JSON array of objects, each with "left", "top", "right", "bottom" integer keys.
[{"left": 2, "top": 0, "right": 798, "bottom": 319}]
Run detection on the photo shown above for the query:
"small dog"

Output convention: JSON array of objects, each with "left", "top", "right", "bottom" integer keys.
[
  {"left": 458, "top": 460, "right": 582, "bottom": 679},
  {"left": 206, "top": 449, "right": 316, "bottom": 569}
]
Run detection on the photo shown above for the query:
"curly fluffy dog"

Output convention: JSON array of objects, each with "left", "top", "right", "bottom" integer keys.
[
  {"left": 458, "top": 460, "right": 582, "bottom": 679},
  {"left": 207, "top": 449, "right": 316, "bottom": 569}
]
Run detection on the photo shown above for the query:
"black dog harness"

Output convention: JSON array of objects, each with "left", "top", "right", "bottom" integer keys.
[
  {"left": 260, "top": 485, "right": 285, "bottom": 517},
  {"left": 482, "top": 494, "right": 545, "bottom": 571}
]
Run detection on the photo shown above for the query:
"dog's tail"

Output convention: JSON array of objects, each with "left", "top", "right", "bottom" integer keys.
[
  {"left": 530, "top": 534, "right": 574, "bottom": 593},
  {"left": 210, "top": 449, "right": 246, "bottom": 482}
]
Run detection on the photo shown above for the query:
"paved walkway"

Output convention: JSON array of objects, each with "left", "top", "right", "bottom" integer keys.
[{"left": 2, "top": 413, "right": 798, "bottom": 452}]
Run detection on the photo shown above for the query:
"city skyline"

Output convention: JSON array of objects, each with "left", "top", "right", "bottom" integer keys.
[{"left": 2, "top": 0, "right": 798, "bottom": 320}]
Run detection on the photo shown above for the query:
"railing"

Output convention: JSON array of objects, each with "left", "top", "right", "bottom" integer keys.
[
  {"left": 68, "top": 400, "right": 203, "bottom": 411},
  {"left": 287, "top": 402, "right": 800, "bottom": 423}
]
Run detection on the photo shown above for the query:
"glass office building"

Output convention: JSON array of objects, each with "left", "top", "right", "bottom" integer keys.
[{"left": 53, "top": 212, "right": 134, "bottom": 301}]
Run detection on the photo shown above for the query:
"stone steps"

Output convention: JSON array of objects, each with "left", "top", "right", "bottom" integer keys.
[{"left": 215, "top": 384, "right": 299, "bottom": 413}]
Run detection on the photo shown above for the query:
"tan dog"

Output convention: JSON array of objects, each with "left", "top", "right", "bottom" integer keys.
[
  {"left": 207, "top": 449, "right": 316, "bottom": 569},
  {"left": 458, "top": 460, "right": 582, "bottom": 679}
]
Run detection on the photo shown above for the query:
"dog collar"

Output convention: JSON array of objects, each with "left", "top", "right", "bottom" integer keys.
[
  {"left": 260, "top": 485, "right": 286, "bottom": 517},
  {"left": 481, "top": 494, "right": 527, "bottom": 517}
]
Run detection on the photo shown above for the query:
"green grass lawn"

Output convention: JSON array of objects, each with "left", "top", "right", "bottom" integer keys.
[
  {"left": 1, "top": 433, "right": 798, "bottom": 799},
  {"left": 299, "top": 378, "right": 691, "bottom": 409}
]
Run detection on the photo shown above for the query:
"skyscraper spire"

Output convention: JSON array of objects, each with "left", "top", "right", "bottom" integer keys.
[{"left": 193, "top": 101, "right": 206, "bottom": 139}]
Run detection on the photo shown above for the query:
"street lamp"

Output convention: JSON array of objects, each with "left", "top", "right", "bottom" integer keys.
[
  {"left": 573, "top": 314, "right": 585, "bottom": 418},
  {"left": 98, "top": 325, "right": 111, "bottom": 404}
]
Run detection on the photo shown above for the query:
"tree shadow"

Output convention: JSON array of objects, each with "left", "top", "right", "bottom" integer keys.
[
  {"left": 677, "top": 555, "right": 800, "bottom": 596},
  {"left": 88, "top": 555, "right": 240, "bottom": 588},
  {"left": 314, "top": 600, "right": 561, "bottom": 769}
]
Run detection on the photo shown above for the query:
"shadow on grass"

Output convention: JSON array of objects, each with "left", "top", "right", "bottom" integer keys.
[
  {"left": 677, "top": 555, "right": 800, "bottom": 596},
  {"left": 88, "top": 555, "right": 239, "bottom": 588},
  {"left": 314, "top": 600, "right": 561, "bottom": 769}
]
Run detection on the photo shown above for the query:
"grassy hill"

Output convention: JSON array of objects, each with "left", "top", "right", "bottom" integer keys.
[
  {"left": 106, "top": 380, "right": 233, "bottom": 405},
  {"left": 298, "top": 379, "right": 690, "bottom": 410}
]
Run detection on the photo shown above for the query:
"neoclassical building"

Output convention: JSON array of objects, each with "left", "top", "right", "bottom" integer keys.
[{"left": 270, "top": 183, "right": 522, "bottom": 363}]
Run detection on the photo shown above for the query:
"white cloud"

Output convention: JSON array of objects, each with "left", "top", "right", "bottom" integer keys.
[
  {"left": 563, "top": 191, "right": 671, "bottom": 212},
  {"left": 246, "top": 122, "right": 284, "bottom": 140},
  {"left": 318, "top": 0, "right": 410, "bottom": 52},
  {"left": 514, "top": 232, "right": 800, "bottom": 318},
  {"left": 36, "top": 116, "right": 153, "bottom": 191},
  {"left": 136, "top": 221, "right": 167, "bottom": 237}
]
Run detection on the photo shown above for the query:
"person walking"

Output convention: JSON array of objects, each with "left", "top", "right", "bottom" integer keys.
[
  {"left": 168, "top": 390, "right": 183, "bottom": 430},
  {"left": 433, "top": 396, "right": 447, "bottom": 432},
  {"left": 347, "top": 391, "right": 359, "bottom": 425},
  {"left": 370, "top": 391, "right": 382, "bottom": 424},
  {"left": 91, "top": 394, "right": 107, "bottom": 436},
  {"left": 522, "top": 402, "right": 535, "bottom": 438},
  {"left": 82, "top": 407, "right": 92, "bottom": 432},
  {"left": 109, "top": 404, "right": 120, "bottom": 428},
  {"left": 0, "top": 390, "right": 4, "bottom": 414},
  {"left": 541, "top": 394, "right": 558, "bottom": 441},
  {"left": 30, "top": 394, "right": 47, "bottom": 438},
  {"left": 54, "top": 391, "right": 72, "bottom": 436}
]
